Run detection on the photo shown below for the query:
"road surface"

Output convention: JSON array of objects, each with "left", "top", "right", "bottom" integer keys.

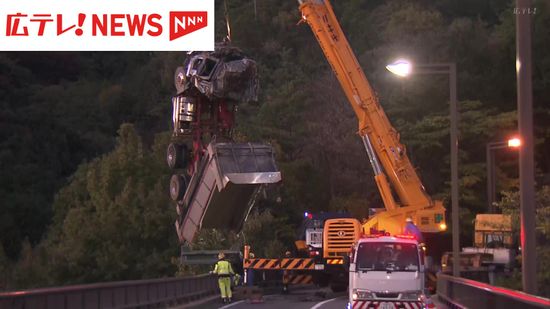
[{"left": 185, "top": 286, "right": 448, "bottom": 309}]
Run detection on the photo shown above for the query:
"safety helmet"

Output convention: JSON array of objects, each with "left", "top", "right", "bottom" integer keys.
[
  {"left": 218, "top": 252, "right": 225, "bottom": 259},
  {"left": 405, "top": 217, "right": 413, "bottom": 223},
  {"left": 285, "top": 251, "right": 291, "bottom": 257}
]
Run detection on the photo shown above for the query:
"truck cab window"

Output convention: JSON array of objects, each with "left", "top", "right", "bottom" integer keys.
[{"left": 356, "top": 242, "right": 419, "bottom": 272}]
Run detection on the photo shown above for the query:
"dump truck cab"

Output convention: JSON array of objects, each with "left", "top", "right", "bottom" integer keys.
[{"left": 348, "top": 235, "right": 431, "bottom": 309}]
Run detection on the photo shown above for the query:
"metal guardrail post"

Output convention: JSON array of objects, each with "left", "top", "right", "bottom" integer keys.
[{"left": 437, "top": 273, "right": 550, "bottom": 309}]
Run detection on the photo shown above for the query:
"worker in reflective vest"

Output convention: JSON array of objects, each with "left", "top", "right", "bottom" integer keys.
[
  {"left": 211, "top": 252, "right": 235, "bottom": 303},
  {"left": 404, "top": 217, "right": 425, "bottom": 244}
]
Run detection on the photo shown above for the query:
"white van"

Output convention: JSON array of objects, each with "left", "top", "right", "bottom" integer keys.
[{"left": 347, "top": 235, "right": 435, "bottom": 309}]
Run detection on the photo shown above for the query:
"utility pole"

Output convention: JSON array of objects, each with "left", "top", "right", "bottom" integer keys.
[
  {"left": 449, "top": 63, "right": 460, "bottom": 278},
  {"left": 486, "top": 144, "right": 496, "bottom": 212},
  {"left": 516, "top": 0, "right": 537, "bottom": 294}
]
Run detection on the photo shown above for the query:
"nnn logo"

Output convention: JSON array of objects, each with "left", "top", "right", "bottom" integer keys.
[{"left": 169, "top": 11, "right": 207, "bottom": 41}]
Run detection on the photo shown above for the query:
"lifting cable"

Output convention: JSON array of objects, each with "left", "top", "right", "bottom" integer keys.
[{"left": 224, "top": 0, "right": 232, "bottom": 42}]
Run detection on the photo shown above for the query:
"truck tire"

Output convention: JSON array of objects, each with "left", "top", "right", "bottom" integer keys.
[
  {"left": 170, "top": 174, "right": 190, "bottom": 201},
  {"left": 313, "top": 273, "right": 330, "bottom": 287},
  {"left": 167, "top": 143, "right": 188, "bottom": 169},
  {"left": 330, "top": 283, "right": 347, "bottom": 293}
]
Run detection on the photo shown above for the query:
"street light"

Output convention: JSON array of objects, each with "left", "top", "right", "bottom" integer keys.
[
  {"left": 385, "top": 59, "right": 412, "bottom": 77},
  {"left": 486, "top": 137, "right": 521, "bottom": 212},
  {"left": 387, "top": 59, "right": 460, "bottom": 277},
  {"left": 508, "top": 137, "right": 521, "bottom": 148}
]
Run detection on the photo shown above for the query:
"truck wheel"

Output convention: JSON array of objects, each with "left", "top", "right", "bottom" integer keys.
[
  {"left": 170, "top": 174, "right": 190, "bottom": 201},
  {"left": 330, "top": 283, "right": 347, "bottom": 293},
  {"left": 313, "top": 273, "right": 330, "bottom": 287},
  {"left": 167, "top": 143, "right": 188, "bottom": 169}
]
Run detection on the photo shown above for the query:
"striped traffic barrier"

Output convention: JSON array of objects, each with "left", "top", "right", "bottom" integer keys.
[{"left": 243, "top": 258, "right": 316, "bottom": 270}]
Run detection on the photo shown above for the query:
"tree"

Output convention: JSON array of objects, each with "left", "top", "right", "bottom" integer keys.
[
  {"left": 0, "top": 51, "right": 180, "bottom": 261},
  {"left": 495, "top": 186, "right": 550, "bottom": 297},
  {"left": 241, "top": 210, "right": 294, "bottom": 258},
  {"left": 10, "top": 125, "right": 179, "bottom": 288}
]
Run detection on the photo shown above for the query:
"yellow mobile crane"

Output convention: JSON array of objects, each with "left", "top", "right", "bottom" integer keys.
[{"left": 297, "top": 0, "right": 447, "bottom": 287}]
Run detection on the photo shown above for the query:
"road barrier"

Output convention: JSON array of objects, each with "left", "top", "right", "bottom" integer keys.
[
  {"left": 243, "top": 258, "right": 316, "bottom": 270},
  {"left": 282, "top": 274, "right": 313, "bottom": 285},
  {"left": 0, "top": 274, "right": 217, "bottom": 309},
  {"left": 437, "top": 273, "right": 550, "bottom": 309}
]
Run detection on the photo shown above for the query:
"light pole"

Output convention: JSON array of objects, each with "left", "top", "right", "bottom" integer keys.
[
  {"left": 486, "top": 138, "right": 521, "bottom": 212},
  {"left": 516, "top": 0, "right": 537, "bottom": 294},
  {"left": 387, "top": 59, "right": 460, "bottom": 277}
]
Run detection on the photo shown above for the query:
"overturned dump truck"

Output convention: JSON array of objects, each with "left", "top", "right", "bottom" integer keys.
[{"left": 168, "top": 44, "right": 281, "bottom": 244}]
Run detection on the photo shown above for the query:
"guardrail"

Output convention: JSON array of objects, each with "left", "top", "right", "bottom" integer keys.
[
  {"left": 437, "top": 273, "right": 550, "bottom": 309},
  {"left": 0, "top": 274, "right": 217, "bottom": 309}
]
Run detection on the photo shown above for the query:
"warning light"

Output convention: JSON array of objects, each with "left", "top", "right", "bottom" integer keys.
[
  {"left": 309, "top": 250, "right": 320, "bottom": 257},
  {"left": 439, "top": 223, "right": 447, "bottom": 231},
  {"left": 395, "top": 234, "right": 416, "bottom": 240}
]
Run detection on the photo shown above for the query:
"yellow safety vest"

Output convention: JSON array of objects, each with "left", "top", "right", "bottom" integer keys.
[{"left": 213, "top": 260, "right": 234, "bottom": 276}]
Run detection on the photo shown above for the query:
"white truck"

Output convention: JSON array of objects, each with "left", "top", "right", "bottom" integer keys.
[{"left": 348, "top": 235, "right": 435, "bottom": 309}]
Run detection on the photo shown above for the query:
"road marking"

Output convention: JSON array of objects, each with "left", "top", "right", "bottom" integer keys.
[
  {"left": 219, "top": 300, "right": 245, "bottom": 309},
  {"left": 310, "top": 297, "right": 339, "bottom": 309}
]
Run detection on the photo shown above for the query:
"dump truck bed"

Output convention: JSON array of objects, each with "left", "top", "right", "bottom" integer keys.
[{"left": 175, "top": 142, "right": 281, "bottom": 244}]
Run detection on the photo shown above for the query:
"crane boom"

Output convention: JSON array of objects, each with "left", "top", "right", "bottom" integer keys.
[{"left": 298, "top": 0, "right": 445, "bottom": 233}]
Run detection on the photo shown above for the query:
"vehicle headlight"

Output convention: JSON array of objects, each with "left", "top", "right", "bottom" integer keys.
[
  {"left": 400, "top": 291, "right": 422, "bottom": 301},
  {"left": 352, "top": 289, "right": 375, "bottom": 300}
]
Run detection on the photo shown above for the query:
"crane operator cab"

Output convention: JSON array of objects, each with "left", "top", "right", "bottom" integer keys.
[{"left": 348, "top": 234, "right": 435, "bottom": 309}]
